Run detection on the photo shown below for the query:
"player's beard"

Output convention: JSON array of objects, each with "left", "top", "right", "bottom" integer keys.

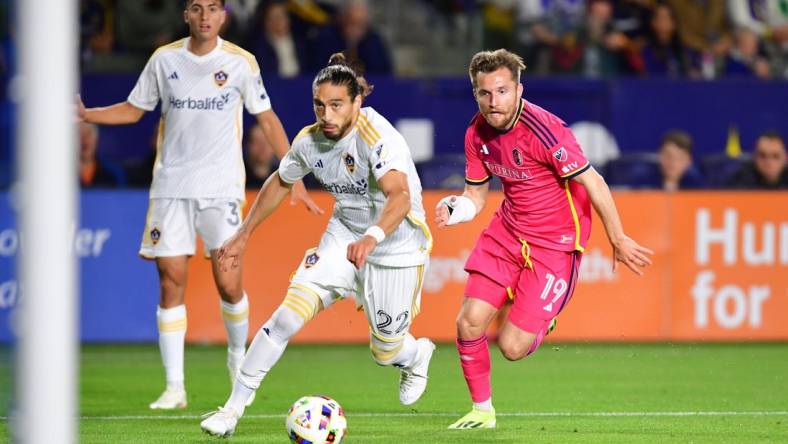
[
  {"left": 484, "top": 107, "right": 517, "bottom": 130},
  {"left": 320, "top": 117, "right": 355, "bottom": 141}
]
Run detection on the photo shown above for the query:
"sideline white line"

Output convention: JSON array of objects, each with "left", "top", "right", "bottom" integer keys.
[{"left": 2, "top": 411, "right": 786, "bottom": 421}]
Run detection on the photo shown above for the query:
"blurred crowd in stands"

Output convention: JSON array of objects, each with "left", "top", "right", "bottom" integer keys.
[
  {"left": 0, "top": 1, "right": 786, "bottom": 190},
  {"left": 51, "top": 0, "right": 788, "bottom": 79},
  {"left": 75, "top": 0, "right": 393, "bottom": 75}
]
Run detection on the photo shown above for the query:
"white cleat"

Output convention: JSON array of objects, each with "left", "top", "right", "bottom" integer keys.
[
  {"left": 399, "top": 338, "right": 436, "bottom": 405},
  {"left": 200, "top": 406, "right": 240, "bottom": 437},
  {"left": 149, "top": 388, "right": 187, "bottom": 410},
  {"left": 228, "top": 355, "right": 256, "bottom": 407}
]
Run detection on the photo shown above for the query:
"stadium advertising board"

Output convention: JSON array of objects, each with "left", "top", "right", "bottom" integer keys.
[{"left": 0, "top": 191, "right": 785, "bottom": 343}]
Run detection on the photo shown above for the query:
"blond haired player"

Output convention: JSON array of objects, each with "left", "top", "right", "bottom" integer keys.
[
  {"left": 200, "top": 54, "right": 435, "bottom": 437},
  {"left": 77, "top": 0, "right": 321, "bottom": 410}
]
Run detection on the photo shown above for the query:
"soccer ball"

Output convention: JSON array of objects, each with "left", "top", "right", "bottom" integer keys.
[{"left": 285, "top": 395, "right": 347, "bottom": 443}]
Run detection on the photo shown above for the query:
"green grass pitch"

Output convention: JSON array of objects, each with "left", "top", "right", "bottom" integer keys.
[{"left": 1, "top": 343, "right": 787, "bottom": 443}]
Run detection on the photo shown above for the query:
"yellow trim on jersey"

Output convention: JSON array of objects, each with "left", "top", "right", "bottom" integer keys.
[
  {"left": 293, "top": 123, "right": 320, "bottom": 143},
  {"left": 411, "top": 265, "right": 425, "bottom": 318},
  {"left": 560, "top": 161, "right": 591, "bottom": 178},
  {"left": 564, "top": 180, "right": 586, "bottom": 252},
  {"left": 355, "top": 120, "right": 377, "bottom": 146},
  {"left": 221, "top": 307, "right": 249, "bottom": 323},
  {"left": 506, "top": 286, "right": 515, "bottom": 301},
  {"left": 151, "top": 39, "right": 186, "bottom": 58},
  {"left": 356, "top": 114, "right": 380, "bottom": 146},
  {"left": 406, "top": 213, "right": 433, "bottom": 253},
  {"left": 520, "top": 239, "right": 534, "bottom": 270},
  {"left": 359, "top": 113, "right": 381, "bottom": 140},
  {"left": 221, "top": 41, "right": 260, "bottom": 71},
  {"left": 153, "top": 117, "right": 165, "bottom": 179},
  {"left": 158, "top": 318, "right": 187, "bottom": 333},
  {"left": 465, "top": 176, "right": 490, "bottom": 184}
]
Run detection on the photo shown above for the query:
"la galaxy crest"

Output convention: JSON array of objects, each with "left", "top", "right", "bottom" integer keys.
[
  {"left": 304, "top": 252, "right": 320, "bottom": 268},
  {"left": 150, "top": 227, "right": 161, "bottom": 245},
  {"left": 512, "top": 147, "right": 524, "bottom": 166},
  {"left": 343, "top": 153, "right": 356, "bottom": 173},
  {"left": 214, "top": 70, "right": 228, "bottom": 87}
]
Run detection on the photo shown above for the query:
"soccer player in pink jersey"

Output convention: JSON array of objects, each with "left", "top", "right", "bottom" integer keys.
[{"left": 436, "top": 49, "right": 654, "bottom": 429}]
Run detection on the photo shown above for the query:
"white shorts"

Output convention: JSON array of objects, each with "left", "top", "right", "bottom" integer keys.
[
  {"left": 290, "top": 232, "right": 427, "bottom": 339},
  {"left": 139, "top": 198, "right": 243, "bottom": 259}
]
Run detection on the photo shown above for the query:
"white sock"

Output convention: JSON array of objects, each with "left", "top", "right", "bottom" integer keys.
[
  {"left": 391, "top": 333, "right": 419, "bottom": 368},
  {"left": 226, "top": 306, "right": 303, "bottom": 413},
  {"left": 473, "top": 398, "right": 493, "bottom": 412},
  {"left": 221, "top": 293, "right": 249, "bottom": 355},
  {"left": 157, "top": 305, "right": 186, "bottom": 391}
]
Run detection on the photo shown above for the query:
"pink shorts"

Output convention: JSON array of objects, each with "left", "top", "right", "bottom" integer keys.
[{"left": 464, "top": 217, "right": 582, "bottom": 334}]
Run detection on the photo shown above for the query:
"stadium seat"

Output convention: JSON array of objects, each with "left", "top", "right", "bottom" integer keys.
[
  {"left": 700, "top": 153, "right": 750, "bottom": 189},
  {"left": 603, "top": 152, "right": 662, "bottom": 189}
]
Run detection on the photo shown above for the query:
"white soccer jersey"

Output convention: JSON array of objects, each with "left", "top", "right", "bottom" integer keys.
[
  {"left": 128, "top": 37, "right": 271, "bottom": 200},
  {"left": 278, "top": 107, "right": 432, "bottom": 267}
]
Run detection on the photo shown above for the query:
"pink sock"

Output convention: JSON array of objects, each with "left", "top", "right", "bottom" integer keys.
[{"left": 456, "top": 335, "right": 491, "bottom": 403}]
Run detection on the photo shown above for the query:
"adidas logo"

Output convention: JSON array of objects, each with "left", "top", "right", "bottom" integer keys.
[
  {"left": 168, "top": 71, "right": 179, "bottom": 80},
  {"left": 314, "top": 159, "right": 324, "bottom": 169}
]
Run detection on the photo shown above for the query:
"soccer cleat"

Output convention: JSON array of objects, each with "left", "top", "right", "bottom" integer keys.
[
  {"left": 399, "top": 338, "right": 436, "bottom": 405},
  {"left": 228, "top": 354, "right": 256, "bottom": 407},
  {"left": 200, "top": 406, "right": 240, "bottom": 437},
  {"left": 149, "top": 388, "right": 187, "bottom": 410},
  {"left": 547, "top": 317, "right": 557, "bottom": 336},
  {"left": 447, "top": 407, "right": 497, "bottom": 429}
]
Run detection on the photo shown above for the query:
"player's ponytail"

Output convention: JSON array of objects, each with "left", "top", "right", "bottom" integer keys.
[{"left": 313, "top": 52, "right": 374, "bottom": 101}]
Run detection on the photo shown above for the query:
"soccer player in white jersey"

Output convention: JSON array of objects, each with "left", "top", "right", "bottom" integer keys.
[
  {"left": 76, "top": 0, "right": 322, "bottom": 410},
  {"left": 200, "top": 53, "right": 436, "bottom": 437}
]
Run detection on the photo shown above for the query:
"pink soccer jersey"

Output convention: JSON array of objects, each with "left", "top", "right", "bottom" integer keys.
[{"left": 465, "top": 99, "right": 592, "bottom": 252}]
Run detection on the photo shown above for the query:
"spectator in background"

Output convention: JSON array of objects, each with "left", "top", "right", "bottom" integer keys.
[
  {"left": 724, "top": 27, "right": 771, "bottom": 79},
  {"left": 225, "top": 0, "right": 263, "bottom": 37},
  {"left": 515, "top": 0, "right": 586, "bottom": 75},
  {"left": 728, "top": 131, "right": 788, "bottom": 189},
  {"left": 79, "top": 122, "right": 120, "bottom": 188},
  {"left": 639, "top": 3, "right": 694, "bottom": 78},
  {"left": 309, "top": 0, "right": 393, "bottom": 74},
  {"left": 80, "top": 0, "right": 114, "bottom": 66},
  {"left": 727, "top": 0, "right": 788, "bottom": 77},
  {"left": 0, "top": 0, "right": 12, "bottom": 76},
  {"left": 664, "top": 0, "right": 731, "bottom": 79},
  {"left": 656, "top": 130, "right": 705, "bottom": 191},
  {"left": 115, "top": 0, "right": 183, "bottom": 57},
  {"left": 551, "top": 0, "right": 629, "bottom": 77},
  {"left": 244, "top": 123, "right": 278, "bottom": 188},
  {"left": 247, "top": 0, "right": 308, "bottom": 78}
]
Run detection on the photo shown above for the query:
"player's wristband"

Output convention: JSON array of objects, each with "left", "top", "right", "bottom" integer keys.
[
  {"left": 437, "top": 195, "right": 476, "bottom": 225},
  {"left": 364, "top": 225, "right": 386, "bottom": 243}
]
